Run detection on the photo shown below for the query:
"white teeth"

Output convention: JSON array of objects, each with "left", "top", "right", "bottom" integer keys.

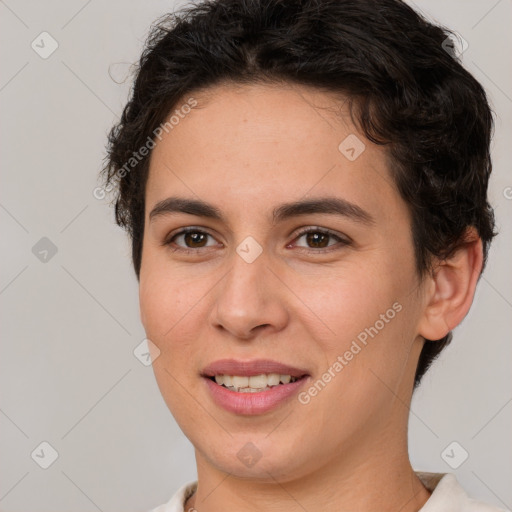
[
  {"left": 212, "top": 373, "right": 299, "bottom": 392},
  {"left": 238, "top": 387, "right": 270, "bottom": 393},
  {"left": 248, "top": 374, "right": 268, "bottom": 388},
  {"left": 279, "top": 374, "right": 291, "bottom": 384},
  {"left": 267, "top": 373, "right": 280, "bottom": 386},
  {"left": 232, "top": 376, "right": 249, "bottom": 388}
]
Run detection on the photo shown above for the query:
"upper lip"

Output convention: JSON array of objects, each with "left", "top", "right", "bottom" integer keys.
[{"left": 201, "top": 359, "right": 310, "bottom": 378}]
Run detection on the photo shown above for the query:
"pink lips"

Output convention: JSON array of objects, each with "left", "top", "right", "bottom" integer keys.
[
  {"left": 201, "top": 358, "right": 309, "bottom": 378},
  {"left": 201, "top": 358, "right": 310, "bottom": 415}
]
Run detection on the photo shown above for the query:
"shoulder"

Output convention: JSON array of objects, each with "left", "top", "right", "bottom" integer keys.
[
  {"left": 145, "top": 481, "right": 198, "bottom": 512},
  {"left": 416, "top": 472, "right": 510, "bottom": 512}
]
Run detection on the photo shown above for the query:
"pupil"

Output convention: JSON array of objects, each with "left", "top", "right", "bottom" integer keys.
[
  {"left": 186, "top": 232, "right": 206, "bottom": 248},
  {"left": 307, "top": 232, "right": 328, "bottom": 248}
]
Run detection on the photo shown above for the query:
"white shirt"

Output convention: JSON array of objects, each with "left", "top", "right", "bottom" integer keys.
[{"left": 146, "top": 471, "right": 510, "bottom": 512}]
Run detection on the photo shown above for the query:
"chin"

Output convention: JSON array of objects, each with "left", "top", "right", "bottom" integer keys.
[{"left": 197, "top": 435, "right": 314, "bottom": 483}]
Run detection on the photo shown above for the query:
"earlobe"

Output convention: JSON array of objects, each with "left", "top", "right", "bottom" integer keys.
[{"left": 418, "top": 228, "right": 483, "bottom": 341}]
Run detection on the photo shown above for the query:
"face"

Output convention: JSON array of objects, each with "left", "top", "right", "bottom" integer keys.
[{"left": 139, "top": 82, "right": 429, "bottom": 482}]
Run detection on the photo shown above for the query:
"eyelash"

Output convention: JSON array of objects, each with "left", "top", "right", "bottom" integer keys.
[{"left": 162, "top": 226, "right": 351, "bottom": 255}]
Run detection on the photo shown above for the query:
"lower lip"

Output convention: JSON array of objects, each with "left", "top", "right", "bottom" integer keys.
[{"left": 203, "top": 376, "right": 309, "bottom": 415}]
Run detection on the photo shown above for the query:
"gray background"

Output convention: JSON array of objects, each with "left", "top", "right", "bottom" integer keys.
[{"left": 0, "top": 0, "right": 510, "bottom": 511}]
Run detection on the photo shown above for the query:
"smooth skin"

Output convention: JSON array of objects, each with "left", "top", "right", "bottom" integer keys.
[{"left": 139, "top": 82, "right": 483, "bottom": 512}]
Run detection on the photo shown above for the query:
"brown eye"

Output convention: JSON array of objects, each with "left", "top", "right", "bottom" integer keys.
[
  {"left": 292, "top": 228, "right": 350, "bottom": 252},
  {"left": 163, "top": 228, "right": 219, "bottom": 253},
  {"left": 304, "top": 231, "right": 330, "bottom": 248},
  {"left": 180, "top": 231, "right": 208, "bottom": 248}
]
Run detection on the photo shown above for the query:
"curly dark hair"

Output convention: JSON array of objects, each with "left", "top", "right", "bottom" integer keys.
[{"left": 100, "top": 0, "right": 496, "bottom": 389}]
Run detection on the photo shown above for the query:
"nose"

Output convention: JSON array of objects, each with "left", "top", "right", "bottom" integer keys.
[{"left": 210, "top": 249, "right": 289, "bottom": 340}]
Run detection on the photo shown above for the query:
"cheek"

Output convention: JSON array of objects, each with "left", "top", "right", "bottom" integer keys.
[
  {"left": 303, "top": 266, "right": 398, "bottom": 344},
  {"left": 302, "top": 261, "right": 417, "bottom": 390},
  {"left": 139, "top": 267, "right": 205, "bottom": 417},
  {"left": 139, "top": 260, "right": 203, "bottom": 343}
]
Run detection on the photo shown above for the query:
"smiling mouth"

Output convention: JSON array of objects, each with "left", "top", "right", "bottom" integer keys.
[{"left": 207, "top": 373, "right": 307, "bottom": 393}]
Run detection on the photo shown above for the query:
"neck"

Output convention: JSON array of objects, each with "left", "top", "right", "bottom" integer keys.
[{"left": 185, "top": 432, "right": 431, "bottom": 512}]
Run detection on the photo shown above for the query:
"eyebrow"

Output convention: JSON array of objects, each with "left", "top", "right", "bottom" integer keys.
[{"left": 149, "top": 196, "right": 375, "bottom": 226}]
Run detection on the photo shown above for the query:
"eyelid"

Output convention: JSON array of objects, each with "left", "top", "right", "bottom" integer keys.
[
  {"left": 291, "top": 225, "right": 350, "bottom": 242},
  {"left": 289, "top": 226, "right": 351, "bottom": 252},
  {"left": 161, "top": 226, "right": 221, "bottom": 249}
]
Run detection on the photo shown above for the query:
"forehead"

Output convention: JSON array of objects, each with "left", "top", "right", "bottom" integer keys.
[{"left": 145, "top": 82, "right": 404, "bottom": 225}]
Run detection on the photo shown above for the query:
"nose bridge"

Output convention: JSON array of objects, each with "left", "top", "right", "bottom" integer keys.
[
  {"left": 221, "top": 242, "right": 268, "bottom": 309},
  {"left": 212, "top": 240, "right": 286, "bottom": 337}
]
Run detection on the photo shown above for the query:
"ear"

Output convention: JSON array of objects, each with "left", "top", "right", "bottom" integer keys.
[{"left": 417, "top": 228, "right": 484, "bottom": 341}]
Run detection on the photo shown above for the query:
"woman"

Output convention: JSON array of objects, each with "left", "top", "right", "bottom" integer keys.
[{"left": 100, "top": 0, "right": 505, "bottom": 510}]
